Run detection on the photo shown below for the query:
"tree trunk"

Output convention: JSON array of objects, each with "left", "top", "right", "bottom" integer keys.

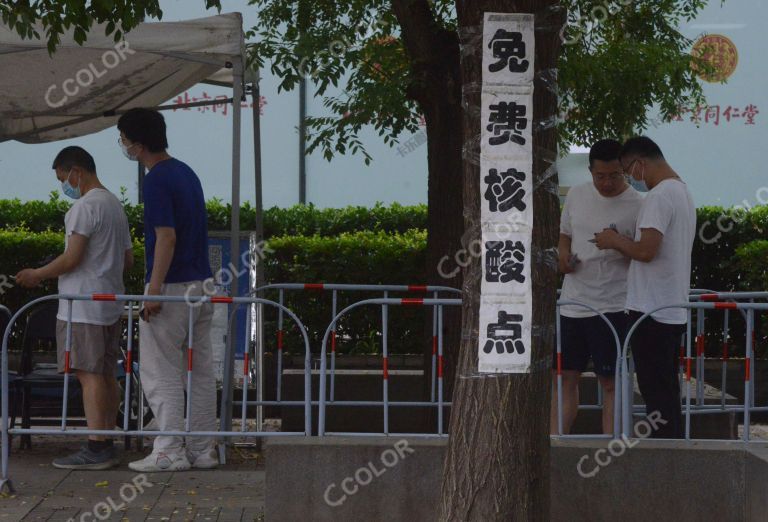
[
  {"left": 391, "top": 0, "right": 464, "bottom": 406},
  {"left": 438, "top": 1, "right": 563, "bottom": 520}
]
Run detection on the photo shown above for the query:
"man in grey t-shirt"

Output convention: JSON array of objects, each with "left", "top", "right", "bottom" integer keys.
[
  {"left": 595, "top": 136, "right": 696, "bottom": 438},
  {"left": 16, "top": 146, "right": 133, "bottom": 467}
]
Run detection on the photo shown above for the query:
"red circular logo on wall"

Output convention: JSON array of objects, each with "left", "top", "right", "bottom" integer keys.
[{"left": 692, "top": 34, "right": 738, "bottom": 83}]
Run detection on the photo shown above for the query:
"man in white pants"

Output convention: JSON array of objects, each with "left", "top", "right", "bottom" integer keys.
[{"left": 118, "top": 108, "right": 218, "bottom": 471}]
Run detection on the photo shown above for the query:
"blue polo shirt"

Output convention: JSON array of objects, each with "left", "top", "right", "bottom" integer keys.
[{"left": 143, "top": 158, "right": 212, "bottom": 284}]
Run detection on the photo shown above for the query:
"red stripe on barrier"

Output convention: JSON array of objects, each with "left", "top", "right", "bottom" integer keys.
[
  {"left": 304, "top": 283, "right": 324, "bottom": 290},
  {"left": 277, "top": 330, "right": 284, "bottom": 350},
  {"left": 383, "top": 357, "right": 389, "bottom": 380},
  {"left": 92, "top": 293, "right": 116, "bottom": 301},
  {"left": 243, "top": 353, "right": 249, "bottom": 376},
  {"left": 432, "top": 336, "right": 437, "bottom": 355},
  {"left": 438, "top": 355, "right": 444, "bottom": 378},
  {"left": 64, "top": 351, "right": 71, "bottom": 374},
  {"left": 699, "top": 293, "right": 719, "bottom": 302},
  {"left": 686, "top": 357, "right": 692, "bottom": 381},
  {"left": 331, "top": 331, "right": 337, "bottom": 353},
  {"left": 746, "top": 358, "right": 751, "bottom": 382},
  {"left": 722, "top": 342, "right": 729, "bottom": 361},
  {"left": 696, "top": 335, "right": 705, "bottom": 357},
  {"left": 187, "top": 349, "right": 193, "bottom": 371},
  {"left": 125, "top": 351, "right": 132, "bottom": 374},
  {"left": 557, "top": 352, "right": 562, "bottom": 376},
  {"left": 714, "top": 302, "right": 737, "bottom": 310},
  {"left": 211, "top": 296, "right": 233, "bottom": 303},
  {"left": 408, "top": 285, "right": 428, "bottom": 292},
  {"left": 401, "top": 298, "right": 424, "bottom": 305}
]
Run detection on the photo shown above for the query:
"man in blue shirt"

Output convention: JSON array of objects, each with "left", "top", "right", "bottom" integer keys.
[{"left": 117, "top": 108, "right": 218, "bottom": 471}]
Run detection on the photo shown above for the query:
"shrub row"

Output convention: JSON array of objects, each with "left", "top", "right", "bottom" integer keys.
[
  {"left": 0, "top": 229, "right": 428, "bottom": 355},
  {"left": 3, "top": 203, "right": 768, "bottom": 356},
  {"left": 0, "top": 194, "right": 427, "bottom": 239}
]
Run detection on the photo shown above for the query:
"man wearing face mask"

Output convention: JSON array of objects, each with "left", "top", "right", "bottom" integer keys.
[
  {"left": 594, "top": 136, "right": 696, "bottom": 438},
  {"left": 551, "top": 139, "right": 643, "bottom": 435},
  {"left": 116, "top": 108, "right": 216, "bottom": 472},
  {"left": 16, "top": 146, "right": 133, "bottom": 469}
]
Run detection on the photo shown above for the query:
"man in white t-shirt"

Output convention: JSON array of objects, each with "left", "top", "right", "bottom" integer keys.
[
  {"left": 551, "top": 139, "right": 643, "bottom": 435},
  {"left": 16, "top": 146, "right": 133, "bottom": 468},
  {"left": 595, "top": 136, "right": 696, "bottom": 438}
]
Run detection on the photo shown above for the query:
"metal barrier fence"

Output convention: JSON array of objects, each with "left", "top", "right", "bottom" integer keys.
[
  {"left": 553, "top": 301, "right": 623, "bottom": 439},
  {"left": 3, "top": 288, "right": 768, "bottom": 491},
  {"left": 620, "top": 299, "right": 768, "bottom": 441},
  {"left": 249, "top": 283, "right": 461, "bottom": 406},
  {"left": 554, "top": 291, "right": 768, "bottom": 441},
  {"left": 315, "top": 297, "right": 463, "bottom": 437},
  {"left": 0, "top": 293, "right": 313, "bottom": 493}
]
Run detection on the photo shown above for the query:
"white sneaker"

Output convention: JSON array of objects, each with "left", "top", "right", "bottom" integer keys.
[
  {"left": 188, "top": 448, "right": 219, "bottom": 469},
  {"left": 128, "top": 451, "right": 191, "bottom": 472}
]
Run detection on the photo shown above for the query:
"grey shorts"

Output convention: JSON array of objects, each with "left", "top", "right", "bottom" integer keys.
[{"left": 56, "top": 320, "right": 121, "bottom": 376}]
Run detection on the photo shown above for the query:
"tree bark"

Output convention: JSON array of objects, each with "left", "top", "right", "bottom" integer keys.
[
  {"left": 438, "top": 1, "right": 563, "bottom": 520},
  {"left": 392, "top": 0, "right": 464, "bottom": 404}
]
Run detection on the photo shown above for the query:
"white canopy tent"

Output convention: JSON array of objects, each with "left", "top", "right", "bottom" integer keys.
[{"left": 0, "top": 12, "right": 262, "bottom": 438}]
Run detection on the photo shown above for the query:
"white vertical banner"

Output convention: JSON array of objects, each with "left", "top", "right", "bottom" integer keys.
[{"left": 479, "top": 13, "right": 534, "bottom": 374}]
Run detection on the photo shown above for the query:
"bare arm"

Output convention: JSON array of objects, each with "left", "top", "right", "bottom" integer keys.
[
  {"left": 15, "top": 233, "right": 88, "bottom": 287},
  {"left": 594, "top": 228, "right": 663, "bottom": 263},
  {"left": 558, "top": 234, "right": 575, "bottom": 274},
  {"left": 124, "top": 248, "right": 134, "bottom": 272}
]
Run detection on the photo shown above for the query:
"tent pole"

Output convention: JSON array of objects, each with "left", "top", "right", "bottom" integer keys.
[
  {"left": 299, "top": 77, "right": 307, "bottom": 204},
  {"left": 251, "top": 71, "right": 265, "bottom": 434},
  {"left": 220, "top": 57, "right": 243, "bottom": 459}
]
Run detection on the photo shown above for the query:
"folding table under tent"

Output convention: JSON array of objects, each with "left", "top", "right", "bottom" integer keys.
[{"left": 0, "top": 12, "right": 262, "bottom": 456}]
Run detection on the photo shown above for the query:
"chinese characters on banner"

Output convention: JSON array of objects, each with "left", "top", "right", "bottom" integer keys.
[
  {"left": 171, "top": 90, "right": 268, "bottom": 116},
  {"left": 478, "top": 13, "right": 534, "bottom": 374},
  {"left": 671, "top": 104, "right": 759, "bottom": 126}
]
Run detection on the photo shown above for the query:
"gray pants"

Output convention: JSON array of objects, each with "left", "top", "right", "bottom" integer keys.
[{"left": 139, "top": 281, "right": 216, "bottom": 453}]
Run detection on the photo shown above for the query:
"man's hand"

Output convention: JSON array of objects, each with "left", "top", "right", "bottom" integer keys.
[
  {"left": 15, "top": 268, "right": 42, "bottom": 288},
  {"left": 558, "top": 253, "right": 579, "bottom": 274},
  {"left": 594, "top": 228, "right": 620, "bottom": 250},
  {"left": 142, "top": 284, "right": 163, "bottom": 321}
]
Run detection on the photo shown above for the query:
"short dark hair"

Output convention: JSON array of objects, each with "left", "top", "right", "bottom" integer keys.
[
  {"left": 620, "top": 136, "right": 664, "bottom": 161},
  {"left": 117, "top": 108, "right": 168, "bottom": 152},
  {"left": 52, "top": 146, "right": 96, "bottom": 173},
  {"left": 589, "top": 139, "right": 623, "bottom": 168}
]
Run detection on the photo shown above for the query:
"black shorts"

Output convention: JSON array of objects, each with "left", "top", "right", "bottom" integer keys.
[{"left": 553, "top": 312, "right": 627, "bottom": 377}]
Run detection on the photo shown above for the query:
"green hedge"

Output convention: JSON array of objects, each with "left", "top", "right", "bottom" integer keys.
[
  {"left": 261, "top": 230, "right": 428, "bottom": 355},
  {"left": 0, "top": 229, "right": 427, "bottom": 355},
  {"left": 0, "top": 194, "right": 427, "bottom": 239},
  {"left": 4, "top": 201, "right": 768, "bottom": 356},
  {"left": 693, "top": 206, "right": 768, "bottom": 291},
  {"left": 0, "top": 228, "right": 145, "bottom": 321}
]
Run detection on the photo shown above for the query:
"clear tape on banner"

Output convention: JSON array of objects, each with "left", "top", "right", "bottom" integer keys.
[
  {"left": 532, "top": 246, "right": 559, "bottom": 272},
  {"left": 534, "top": 160, "right": 560, "bottom": 196}
]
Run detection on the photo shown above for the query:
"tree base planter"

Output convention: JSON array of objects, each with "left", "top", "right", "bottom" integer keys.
[{"left": 266, "top": 437, "right": 768, "bottom": 522}]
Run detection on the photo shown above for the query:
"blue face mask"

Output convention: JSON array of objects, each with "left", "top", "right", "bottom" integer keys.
[
  {"left": 61, "top": 170, "right": 81, "bottom": 200},
  {"left": 628, "top": 176, "right": 648, "bottom": 193},
  {"left": 627, "top": 162, "right": 648, "bottom": 193}
]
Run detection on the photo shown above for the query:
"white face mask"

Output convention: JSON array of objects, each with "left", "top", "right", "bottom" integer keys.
[{"left": 120, "top": 140, "right": 139, "bottom": 161}]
